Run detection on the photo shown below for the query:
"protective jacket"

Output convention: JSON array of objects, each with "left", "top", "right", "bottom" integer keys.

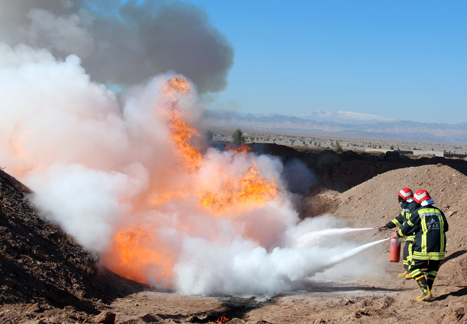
[
  {"left": 397, "top": 204, "right": 448, "bottom": 261},
  {"left": 386, "top": 200, "right": 416, "bottom": 241}
]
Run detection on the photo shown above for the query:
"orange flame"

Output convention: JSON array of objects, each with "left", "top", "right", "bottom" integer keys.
[
  {"left": 226, "top": 143, "right": 252, "bottom": 153},
  {"left": 101, "top": 227, "right": 175, "bottom": 285},
  {"left": 164, "top": 75, "right": 190, "bottom": 95},
  {"left": 199, "top": 167, "right": 278, "bottom": 215},
  {"left": 163, "top": 76, "right": 203, "bottom": 170},
  {"left": 169, "top": 108, "right": 202, "bottom": 169},
  {"left": 101, "top": 75, "right": 280, "bottom": 286}
]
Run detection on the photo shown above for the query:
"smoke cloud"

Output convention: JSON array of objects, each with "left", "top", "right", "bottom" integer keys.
[
  {"left": 282, "top": 158, "right": 317, "bottom": 195},
  {"left": 0, "top": 2, "right": 383, "bottom": 297},
  {"left": 0, "top": 45, "right": 383, "bottom": 295},
  {"left": 0, "top": 0, "right": 234, "bottom": 93}
]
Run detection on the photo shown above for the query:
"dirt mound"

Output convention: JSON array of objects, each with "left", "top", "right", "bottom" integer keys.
[
  {"left": 0, "top": 170, "right": 146, "bottom": 315},
  {"left": 252, "top": 144, "right": 412, "bottom": 192},
  {"left": 311, "top": 163, "right": 467, "bottom": 287},
  {"left": 300, "top": 186, "right": 341, "bottom": 218},
  {"left": 295, "top": 163, "right": 467, "bottom": 323},
  {"left": 334, "top": 164, "right": 467, "bottom": 286},
  {"left": 252, "top": 144, "right": 467, "bottom": 193}
]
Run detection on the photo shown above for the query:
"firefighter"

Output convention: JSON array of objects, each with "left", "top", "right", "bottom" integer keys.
[
  {"left": 396, "top": 189, "right": 448, "bottom": 301},
  {"left": 379, "top": 188, "right": 417, "bottom": 279}
]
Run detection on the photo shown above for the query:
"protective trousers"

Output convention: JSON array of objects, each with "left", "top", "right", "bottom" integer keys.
[
  {"left": 402, "top": 241, "right": 414, "bottom": 271},
  {"left": 409, "top": 259, "right": 441, "bottom": 290}
]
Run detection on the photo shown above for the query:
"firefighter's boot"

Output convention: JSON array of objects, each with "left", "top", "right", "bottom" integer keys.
[
  {"left": 426, "top": 276, "right": 436, "bottom": 300},
  {"left": 415, "top": 276, "right": 432, "bottom": 301},
  {"left": 427, "top": 276, "right": 435, "bottom": 290},
  {"left": 398, "top": 270, "right": 407, "bottom": 278}
]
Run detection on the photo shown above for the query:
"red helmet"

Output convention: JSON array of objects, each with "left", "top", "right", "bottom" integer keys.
[
  {"left": 414, "top": 189, "right": 431, "bottom": 203},
  {"left": 398, "top": 188, "right": 413, "bottom": 200}
]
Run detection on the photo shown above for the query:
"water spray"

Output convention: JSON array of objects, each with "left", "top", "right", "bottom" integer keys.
[
  {"left": 308, "top": 237, "right": 390, "bottom": 276},
  {"left": 295, "top": 227, "right": 375, "bottom": 248}
]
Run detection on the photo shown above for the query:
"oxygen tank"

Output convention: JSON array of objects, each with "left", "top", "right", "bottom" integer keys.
[{"left": 389, "top": 232, "right": 401, "bottom": 262}]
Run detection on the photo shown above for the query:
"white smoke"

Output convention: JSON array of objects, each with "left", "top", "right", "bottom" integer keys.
[
  {"left": 174, "top": 215, "right": 381, "bottom": 296},
  {"left": 27, "top": 162, "right": 148, "bottom": 253},
  {"left": 0, "top": 7, "right": 385, "bottom": 297}
]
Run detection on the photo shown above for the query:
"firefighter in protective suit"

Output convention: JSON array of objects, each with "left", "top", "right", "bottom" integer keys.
[
  {"left": 379, "top": 188, "right": 417, "bottom": 279},
  {"left": 397, "top": 189, "right": 448, "bottom": 301}
]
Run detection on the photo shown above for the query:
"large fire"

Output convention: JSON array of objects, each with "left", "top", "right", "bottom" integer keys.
[
  {"left": 100, "top": 76, "right": 280, "bottom": 286},
  {"left": 199, "top": 167, "right": 278, "bottom": 215},
  {"left": 3, "top": 48, "right": 378, "bottom": 298}
]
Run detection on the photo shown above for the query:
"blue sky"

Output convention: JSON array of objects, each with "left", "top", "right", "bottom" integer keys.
[{"left": 186, "top": 1, "right": 467, "bottom": 124}]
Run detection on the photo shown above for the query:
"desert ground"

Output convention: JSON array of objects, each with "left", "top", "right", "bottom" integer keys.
[
  {"left": 1, "top": 144, "right": 466, "bottom": 324},
  {"left": 209, "top": 126, "right": 467, "bottom": 156}
]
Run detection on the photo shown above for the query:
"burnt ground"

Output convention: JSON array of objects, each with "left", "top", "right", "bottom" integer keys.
[{"left": 1, "top": 145, "right": 467, "bottom": 323}]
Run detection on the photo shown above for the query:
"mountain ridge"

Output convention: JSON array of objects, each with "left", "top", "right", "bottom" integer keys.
[{"left": 204, "top": 110, "right": 467, "bottom": 143}]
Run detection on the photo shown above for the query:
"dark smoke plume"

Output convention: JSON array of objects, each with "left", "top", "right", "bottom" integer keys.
[{"left": 0, "top": 0, "right": 234, "bottom": 93}]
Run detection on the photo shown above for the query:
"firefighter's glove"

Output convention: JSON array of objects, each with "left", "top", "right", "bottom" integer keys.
[{"left": 379, "top": 225, "right": 388, "bottom": 231}]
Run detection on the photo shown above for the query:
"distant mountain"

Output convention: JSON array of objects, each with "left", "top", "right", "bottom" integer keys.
[
  {"left": 297, "top": 110, "right": 395, "bottom": 124},
  {"left": 204, "top": 110, "right": 467, "bottom": 143}
]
